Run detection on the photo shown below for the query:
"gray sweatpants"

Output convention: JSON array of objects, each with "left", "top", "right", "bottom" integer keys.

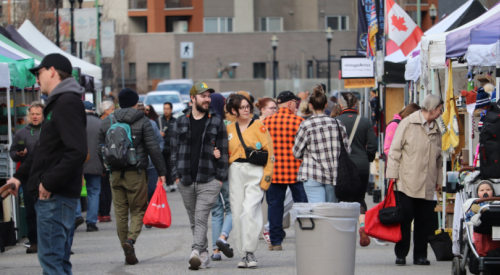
[{"left": 178, "top": 179, "right": 222, "bottom": 252}]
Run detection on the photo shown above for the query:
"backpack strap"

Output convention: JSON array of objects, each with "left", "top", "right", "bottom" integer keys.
[{"left": 348, "top": 115, "right": 361, "bottom": 146}]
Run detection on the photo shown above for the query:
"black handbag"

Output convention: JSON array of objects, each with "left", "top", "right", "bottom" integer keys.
[
  {"left": 428, "top": 229, "right": 453, "bottom": 261},
  {"left": 334, "top": 120, "right": 362, "bottom": 201},
  {"left": 235, "top": 121, "right": 268, "bottom": 166},
  {"left": 379, "top": 181, "right": 404, "bottom": 225}
]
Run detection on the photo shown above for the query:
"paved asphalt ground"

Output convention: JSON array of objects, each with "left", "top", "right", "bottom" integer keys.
[{"left": 0, "top": 191, "right": 451, "bottom": 275}]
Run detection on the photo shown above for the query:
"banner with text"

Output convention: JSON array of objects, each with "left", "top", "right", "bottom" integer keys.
[{"left": 101, "top": 21, "right": 115, "bottom": 58}]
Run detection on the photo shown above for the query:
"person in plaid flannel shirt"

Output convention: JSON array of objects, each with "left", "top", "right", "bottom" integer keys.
[{"left": 262, "top": 91, "right": 308, "bottom": 251}]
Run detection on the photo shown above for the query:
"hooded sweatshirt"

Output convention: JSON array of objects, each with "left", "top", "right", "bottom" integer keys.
[
  {"left": 14, "top": 77, "right": 88, "bottom": 199},
  {"left": 10, "top": 123, "right": 41, "bottom": 164},
  {"left": 384, "top": 114, "right": 402, "bottom": 155}
]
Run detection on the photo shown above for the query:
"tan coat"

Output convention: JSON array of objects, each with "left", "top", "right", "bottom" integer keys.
[{"left": 386, "top": 111, "right": 443, "bottom": 200}]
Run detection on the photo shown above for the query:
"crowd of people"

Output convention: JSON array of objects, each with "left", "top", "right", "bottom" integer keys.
[{"left": 4, "top": 53, "right": 447, "bottom": 273}]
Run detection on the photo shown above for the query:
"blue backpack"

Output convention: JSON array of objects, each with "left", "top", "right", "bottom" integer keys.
[{"left": 103, "top": 114, "right": 137, "bottom": 168}]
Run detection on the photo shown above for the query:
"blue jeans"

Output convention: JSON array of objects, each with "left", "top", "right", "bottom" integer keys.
[
  {"left": 267, "top": 182, "right": 308, "bottom": 245},
  {"left": 303, "top": 178, "right": 338, "bottom": 203},
  {"left": 147, "top": 168, "right": 159, "bottom": 202},
  {"left": 211, "top": 180, "right": 232, "bottom": 250},
  {"left": 84, "top": 174, "right": 101, "bottom": 225},
  {"left": 35, "top": 194, "right": 78, "bottom": 275}
]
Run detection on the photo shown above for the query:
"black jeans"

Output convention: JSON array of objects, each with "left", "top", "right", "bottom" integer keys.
[
  {"left": 98, "top": 172, "right": 112, "bottom": 217},
  {"left": 162, "top": 152, "right": 173, "bottom": 186},
  {"left": 395, "top": 191, "right": 436, "bottom": 260},
  {"left": 21, "top": 183, "right": 37, "bottom": 245}
]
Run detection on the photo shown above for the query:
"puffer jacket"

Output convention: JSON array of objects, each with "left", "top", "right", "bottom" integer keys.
[{"left": 98, "top": 108, "right": 167, "bottom": 176}]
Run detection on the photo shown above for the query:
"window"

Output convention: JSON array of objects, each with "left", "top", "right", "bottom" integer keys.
[
  {"left": 147, "top": 63, "right": 170, "bottom": 80},
  {"left": 182, "top": 61, "right": 188, "bottom": 79},
  {"left": 253, "top": 63, "right": 266, "bottom": 79},
  {"left": 204, "top": 17, "right": 233, "bottom": 33},
  {"left": 326, "top": 16, "right": 349, "bottom": 30},
  {"left": 129, "top": 63, "right": 136, "bottom": 79},
  {"left": 260, "top": 17, "right": 282, "bottom": 32},
  {"left": 307, "top": 61, "right": 314, "bottom": 79}
]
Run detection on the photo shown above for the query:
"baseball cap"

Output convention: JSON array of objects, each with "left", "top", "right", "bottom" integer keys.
[
  {"left": 277, "top": 91, "right": 301, "bottom": 104},
  {"left": 83, "top": 101, "right": 95, "bottom": 111},
  {"left": 189, "top": 82, "right": 215, "bottom": 96},
  {"left": 29, "top": 53, "right": 73, "bottom": 75}
]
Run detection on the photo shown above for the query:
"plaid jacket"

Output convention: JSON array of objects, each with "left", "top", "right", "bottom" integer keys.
[
  {"left": 263, "top": 108, "right": 304, "bottom": 184},
  {"left": 293, "top": 114, "right": 351, "bottom": 185},
  {"left": 170, "top": 107, "right": 228, "bottom": 185}
]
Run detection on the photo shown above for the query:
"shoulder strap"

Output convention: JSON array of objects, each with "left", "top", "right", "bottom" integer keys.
[
  {"left": 334, "top": 119, "right": 347, "bottom": 152},
  {"left": 235, "top": 122, "right": 248, "bottom": 150},
  {"left": 348, "top": 115, "right": 361, "bottom": 146}
]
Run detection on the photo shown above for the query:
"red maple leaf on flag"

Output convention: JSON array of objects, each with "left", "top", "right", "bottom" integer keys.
[{"left": 391, "top": 14, "right": 408, "bottom": 32}]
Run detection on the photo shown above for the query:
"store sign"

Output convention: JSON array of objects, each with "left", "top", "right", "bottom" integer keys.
[
  {"left": 344, "top": 78, "right": 376, "bottom": 88},
  {"left": 341, "top": 57, "right": 375, "bottom": 79}
]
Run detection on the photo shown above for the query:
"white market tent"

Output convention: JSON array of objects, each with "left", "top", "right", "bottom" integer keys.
[{"left": 17, "top": 20, "right": 102, "bottom": 80}]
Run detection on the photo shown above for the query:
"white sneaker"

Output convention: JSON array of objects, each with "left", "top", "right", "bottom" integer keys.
[
  {"left": 188, "top": 250, "right": 201, "bottom": 270},
  {"left": 172, "top": 184, "right": 178, "bottom": 190},
  {"left": 246, "top": 252, "right": 258, "bottom": 268},
  {"left": 374, "top": 238, "right": 388, "bottom": 246},
  {"left": 200, "top": 251, "right": 212, "bottom": 269},
  {"left": 237, "top": 256, "right": 248, "bottom": 268}
]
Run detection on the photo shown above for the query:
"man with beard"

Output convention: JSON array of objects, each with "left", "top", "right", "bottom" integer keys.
[{"left": 171, "top": 82, "right": 228, "bottom": 270}]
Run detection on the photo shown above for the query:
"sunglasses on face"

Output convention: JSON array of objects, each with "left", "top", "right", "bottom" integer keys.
[{"left": 34, "top": 67, "right": 50, "bottom": 79}]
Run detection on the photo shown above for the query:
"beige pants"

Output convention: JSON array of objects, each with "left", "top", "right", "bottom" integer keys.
[{"left": 229, "top": 162, "right": 264, "bottom": 258}]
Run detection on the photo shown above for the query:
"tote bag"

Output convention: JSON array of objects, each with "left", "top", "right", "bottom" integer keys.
[{"left": 143, "top": 182, "right": 172, "bottom": 228}]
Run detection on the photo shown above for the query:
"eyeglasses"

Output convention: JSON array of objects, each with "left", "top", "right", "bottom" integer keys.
[
  {"left": 239, "top": 105, "right": 250, "bottom": 110},
  {"left": 266, "top": 107, "right": 277, "bottom": 110}
]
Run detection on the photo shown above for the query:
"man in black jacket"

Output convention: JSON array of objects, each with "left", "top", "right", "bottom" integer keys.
[
  {"left": 159, "top": 102, "right": 176, "bottom": 192},
  {"left": 98, "top": 88, "right": 167, "bottom": 265},
  {"left": 7, "top": 54, "right": 88, "bottom": 274}
]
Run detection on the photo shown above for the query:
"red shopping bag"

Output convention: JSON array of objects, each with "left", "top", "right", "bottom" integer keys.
[
  {"left": 364, "top": 180, "right": 402, "bottom": 243},
  {"left": 143, "top": 181, "right": 171, "bottom": 228}
]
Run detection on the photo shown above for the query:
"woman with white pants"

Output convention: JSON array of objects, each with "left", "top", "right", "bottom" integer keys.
[{"left": 226, "top": 94, "right": 274, "bottom": 269}]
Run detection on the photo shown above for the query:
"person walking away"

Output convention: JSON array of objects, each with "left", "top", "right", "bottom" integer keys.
[
  {"left": 262, "top": 91, "right": 308, "bottom": 251},
  {"left": 293, "top": 85, "right": 350, "bottom": 203},
  {"left": 384, "top": 103, "right": 421, "bottom": 155},
  {"left": 225, "top": 94, "right": 274, "bottom": 268},
  {"left": 98, "top": 88, "right": 167, "bottom": 265},
  {"left": 255, "top": 97, "right": 277, "bottom": 121},
  {"left": 7, "top": 53, "right": 88, "bottom": 274},
  {"left": 159, "top": 102, "right": 177, "bottom": 193},
  {"left": 98, "top": 101, "right": 115, "bottom": 223},
  {"left": 336, "top": 92, "right": 377, "bottom": 247},
  {"left": 370, "top": 89, "right": 379, "bottom": 127},
  {"left": 386, "top": 94, "right": 443, "bottom": 266},
  {"left": 9, "top": 101, "right": 44, "bottom": 253},
  {"left": 171, "top": 82, "right": 228, "bottom": 270},
  {"left": 209, "top": 93, "right": 234, "bottom": 261}
]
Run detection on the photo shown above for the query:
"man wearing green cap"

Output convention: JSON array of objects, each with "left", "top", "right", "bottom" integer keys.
[{"left": 171, "top": 82, "right": 229, "bottom": 270}]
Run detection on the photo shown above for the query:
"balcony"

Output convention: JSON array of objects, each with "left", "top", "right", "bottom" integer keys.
[
  {"left": 404, "top": 0, "right": 428, "bottom": 5},
  {"left": 165, "top": 0, "right": 192, "bottom": 9},
  {"left": 129, "top": 0, "right": 147, "bottom": 10}
]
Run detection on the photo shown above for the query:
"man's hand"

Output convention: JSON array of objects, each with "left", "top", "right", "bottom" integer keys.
[
  {"left": 161, "top": 132, "right": 165, "bottom": 137},
  {"left": 219, "top": 181, "right": 223, "bottom": 186},
  {"left": 6, "top": 177, "right": 21, "bottom": 196},
  {"left": 16, "top": 148, "right": 27, "bottom": 157},
  {"left": 39, "top": 183, "right": 51, "bottom": 200},
  {"left": 175, "top": 178, "right": 180, "bottom": 184},
  {"left": 158, "top": 176, "right": 167, "bottom": 186},
  {"left": 214, "top": 147, "right": 221, "bottom": 159}
]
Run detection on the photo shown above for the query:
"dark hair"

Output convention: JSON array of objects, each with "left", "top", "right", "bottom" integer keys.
[
  {"left": 56, "top": 69, "right": 72, "bottom": 81},
  {"left": 398, "top": 103, "right": 421, "bottom": 119},
  {"left": 255, "top": 97, "right": 276, "bottom": 115},
  {"left": 164, "top": 102, "right": 173, "bottom": 109},
  {"left": 225, "top": 94, "right": 254, "bottom": 118},
  {"left": 339, "top": 92, "right": 359, "bottom": 109},
  {"left": 309, "top": 85, "right": 328, "bottom": 110},
  {"left": 250, "top": 95, "right": 255, "bottom": 103},
  {"left": 145, "top": 104, "right": 159, "bottom": 120}
]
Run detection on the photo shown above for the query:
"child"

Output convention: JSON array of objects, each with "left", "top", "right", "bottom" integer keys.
[{"left": 465, "top": 181, "right": 495, "bottom": 222}]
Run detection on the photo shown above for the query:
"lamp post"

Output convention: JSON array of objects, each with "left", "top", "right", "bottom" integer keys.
[
  {"left": 69, "top": 0, "right": 76, "bottom": 56},
  {"left": 429, "top": 3, "right": 437, "bottom": 25},
  {"left": 271, "top": 35, "right": 279, "bottom": 99},
  {"left": 55, "top": 0, "right": 60, "bottom": 47},
  {"left": 78, "top": 0, "right": 83, "bottom": 58},
  {"left": 326, "top": 27, "right": 333, "bottom": 94}
]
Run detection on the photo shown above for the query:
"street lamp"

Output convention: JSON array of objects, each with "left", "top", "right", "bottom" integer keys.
[
  {"left": 429, "top": 4, "right": 437, "bottom": 25},
  {"left": 69, "top": 0, "right": 76, "bottom": 56},
  {"left": 326, "top": 27, "right": 333, "bottom": 94},
  {"left": 78, "top": 0, "right": 83, "bottom": 59},
  {"left": 55, "top": 0, "right": 60, "bottom": 47},
  {"left": 271, "top": 35, "right": 279, "bottom": 99}
]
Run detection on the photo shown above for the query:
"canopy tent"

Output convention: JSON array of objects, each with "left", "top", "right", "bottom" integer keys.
[
  {"left": 18, "top": 20, "right": 102, "bottom": 80},
  {"left": 386, "top": 0, "right": 485, "bottom": 63},
  {"left": 5, "top": 25, "right": 45, "bottom": 57}
]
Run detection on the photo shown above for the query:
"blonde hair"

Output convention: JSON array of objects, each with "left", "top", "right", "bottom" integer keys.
[{"left": 299, "top": 99, "right": 312, "bottom": 116}]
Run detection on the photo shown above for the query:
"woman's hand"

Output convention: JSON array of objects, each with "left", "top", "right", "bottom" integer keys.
[
  {"left": 214, "top": 147, "right": 221, "bottom": 159},
  {"left": 435, "top": 184, "right": 441, "bottom": 192}
]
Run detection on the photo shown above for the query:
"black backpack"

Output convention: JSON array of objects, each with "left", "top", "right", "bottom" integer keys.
[
  {"left": 479, "top": 106, "right": 500, "bottom": 179},
  {"left": 334, "top": 120, "right": 362, "bottom": 201}
]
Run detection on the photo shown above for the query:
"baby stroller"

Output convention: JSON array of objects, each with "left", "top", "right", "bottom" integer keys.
[{"left": 451, "top": 167, "right": 500, "bottom": 275}]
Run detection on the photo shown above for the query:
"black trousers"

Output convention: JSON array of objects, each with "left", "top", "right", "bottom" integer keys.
[
  {"left": 21, "top": 183, "right": 37, "bottom": 244},
  {"left": 395, "top": 191, "right": 436, "bottom": 260},
  {"left": 98, "top": 172, "right": 112, "bottom": 217},
  {"left": 162, "top": 152, "right": 173, "bottom": 186}
]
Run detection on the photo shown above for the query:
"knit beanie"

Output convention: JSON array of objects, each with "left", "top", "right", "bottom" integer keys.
[
  {"left": 118, "top": 88, "right": 139, "bottom": 108},
  {"left": 475, "top": 87, "right": 491, "bottom": 109},
  {"left": 477, "top": 181, "right": 496, "bottom": 197},
  {"left": 210, "top": 93, "right": 225, "bottom": 119}
]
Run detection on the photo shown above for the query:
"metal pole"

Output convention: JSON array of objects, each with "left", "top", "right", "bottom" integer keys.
[
  {"left": 79, "top": 1, "right": 82, "bottom": 59},
  {"left": 120, "top": 49, "right": 125, "bottom": 89},
  {"left": 95, "top": 0, "right": 101, "bottom": 66},
  {"left": 364, "top": 87, "right": 369, "bottom": 118},
  {"left": 327, "top": 39, "right": 331, "bottom": 93},
  {"left": 417, "top": 0, "right": 421, "bottom": 28},
  {"left": 70, "top": 1, "right": 75, "bottom": 56},
  {"left": 273, "top": 46, "right": 277, "bottom": 98},
  {"left": 55, "top": 0, "right": 60, "bottom": 47}
]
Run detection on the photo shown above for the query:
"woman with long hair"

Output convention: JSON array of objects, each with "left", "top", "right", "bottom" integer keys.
[
  {"left": 145, "top": 104, "right": 160, "bottom": 129},
  {"left": 255, "top": 97, "right": 277, "bottom": 121},
  {"left": 225, "top": 94, "right": 274, "bottom": 269},
  {"left": 293, "top": 85, "right": 350, "bottom": 202},
  {"left": 384, "top": 103, "right": 421, "bottom": 155}
]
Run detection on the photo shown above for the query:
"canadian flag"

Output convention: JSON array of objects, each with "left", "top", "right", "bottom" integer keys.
[{"left": 386, "top": 0, "right": 423, "bottom": 57}]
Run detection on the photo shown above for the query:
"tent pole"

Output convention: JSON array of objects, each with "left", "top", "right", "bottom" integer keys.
[
  {"left": 496, "top": 66, "right": 499, "bottom": 102},
  {"left": 431, "top": 69, "right": 436, "bottom": 95},
  {"left": 442, "top": 153, "right": 447, "bottom": 229}
]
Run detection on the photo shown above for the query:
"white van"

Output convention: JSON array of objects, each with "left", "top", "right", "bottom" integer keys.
[{"left": 156, "top": 79, "right": 193, "bottom": 103}]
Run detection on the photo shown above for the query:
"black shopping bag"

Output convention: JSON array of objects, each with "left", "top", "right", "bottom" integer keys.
[{"left": 428, "top": 229, "right": 453, "bottom": 261}]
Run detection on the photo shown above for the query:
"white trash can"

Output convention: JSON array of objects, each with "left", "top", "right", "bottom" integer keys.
[{"left": 292, "top": 202, "right": 360, "bottom": 275}]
